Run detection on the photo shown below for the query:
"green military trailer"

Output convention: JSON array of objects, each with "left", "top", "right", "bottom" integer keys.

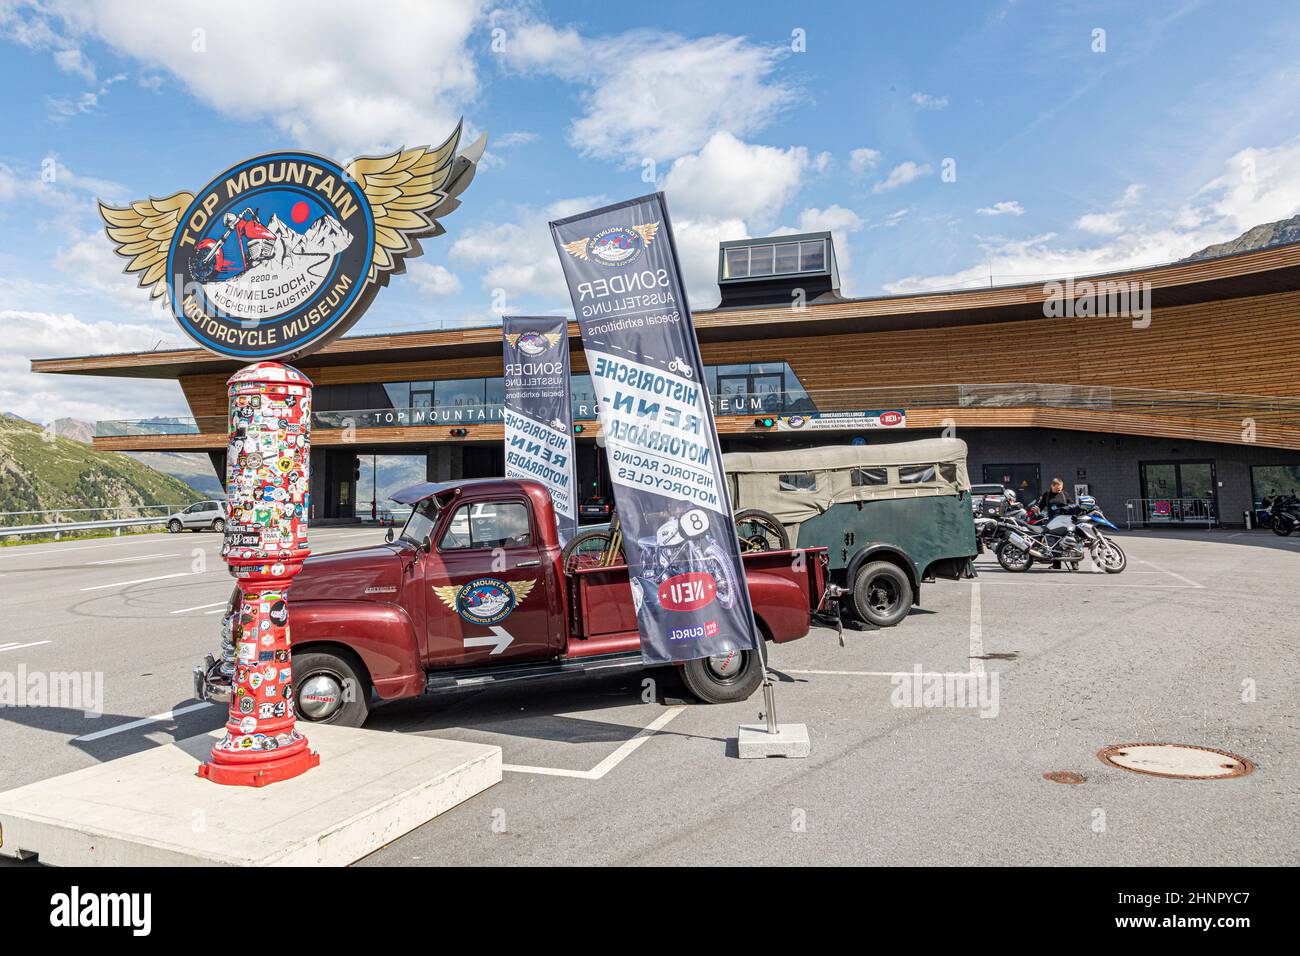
[{"left": 724, "top": 438, "right": 978, "bottom": 628}]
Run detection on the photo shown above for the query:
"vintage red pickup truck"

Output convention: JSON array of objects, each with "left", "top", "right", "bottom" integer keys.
[{"left": 196, "top": 478, "right": 830, "bottom": 726}]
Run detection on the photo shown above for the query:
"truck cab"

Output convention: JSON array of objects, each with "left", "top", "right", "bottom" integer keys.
[{"left": 197, "top": 478, "right": 829, "bottom": 726}]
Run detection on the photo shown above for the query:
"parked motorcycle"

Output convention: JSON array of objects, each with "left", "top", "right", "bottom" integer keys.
[
  {"left": 1261, "top": 494, "right": 1300, "bottom": 537},
  {"left": 996, "top": 496, "right": 1126, "bottom": 573}
]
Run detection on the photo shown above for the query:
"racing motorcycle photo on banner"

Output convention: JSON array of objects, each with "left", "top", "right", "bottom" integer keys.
[{"left": 550, "top": 194, "right": 757, "bottom": 667}]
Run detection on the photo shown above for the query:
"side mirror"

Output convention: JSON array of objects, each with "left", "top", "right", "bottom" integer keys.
[
  {"left": 420, "top": 535, "right": 432, "bottom": 554},
  {"left": 385, "top": 527, "right": 395, "bottom": 543}
]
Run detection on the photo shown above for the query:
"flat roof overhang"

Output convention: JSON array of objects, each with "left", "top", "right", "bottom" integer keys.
[{"left": 31, "top": 240, "right": 1300, "bottom": 380}]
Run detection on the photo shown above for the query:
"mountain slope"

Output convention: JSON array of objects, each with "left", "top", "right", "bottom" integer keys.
[
  {"left": 0, "top": 414, "right": 200, "bottom": 518},
  {"left": 1182, "top": 213, "right": 1300, "bottom": 261}
]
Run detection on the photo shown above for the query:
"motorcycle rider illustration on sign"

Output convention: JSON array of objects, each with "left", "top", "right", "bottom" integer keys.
[{"left": 190, "top": 207, "right": 283, "bottom": 283}]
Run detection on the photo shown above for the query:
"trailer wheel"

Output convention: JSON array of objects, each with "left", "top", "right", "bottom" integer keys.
[
  {"left": 293, "top": 651, "right": 370, "bottom": 727},
  {"left": 679, "top": 648, "right": 763, "bottom": 704},
  {"left": 851, "top": 560, "right": 913, "bottom": 627}
]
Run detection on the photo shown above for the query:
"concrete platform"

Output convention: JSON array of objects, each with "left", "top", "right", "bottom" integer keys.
[
  {"left": 0, "top": 725, "right": 500, "bottom": 866},
  {"left": 737, "top": 723, "right": 810, "bottom": 758}
]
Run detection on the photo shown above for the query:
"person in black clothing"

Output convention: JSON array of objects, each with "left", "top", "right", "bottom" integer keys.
[{"left": 1038, "top": 478, "right": 1071, "bottom": 568}]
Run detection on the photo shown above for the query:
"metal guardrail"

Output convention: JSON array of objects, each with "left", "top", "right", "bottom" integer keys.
[
  {"left": 1124, "top": 497, "right": 1217, "bottom": 529},
  {"left": 0, "top": 505, "right": 181, "bottom": 539}
]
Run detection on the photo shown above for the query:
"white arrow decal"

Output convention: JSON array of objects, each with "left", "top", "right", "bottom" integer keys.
[{"left": 464, "top": 626, "right": 514, "bottom": 655}]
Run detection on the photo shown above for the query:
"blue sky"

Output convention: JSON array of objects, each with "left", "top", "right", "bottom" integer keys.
[{"left": 3, "top": 0, "right": 1300, "bottom": 423}]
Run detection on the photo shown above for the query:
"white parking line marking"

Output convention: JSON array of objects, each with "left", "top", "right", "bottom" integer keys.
[
  {"left": 171, "top": 601, "right": 228, "bottom": 614},
  {"left": 0, "top": 539, "right": 166, "bottom": 558},
  {"left": 0, "top": 641, "right": 52, "bottom": 653},
  {"left": 88, "top": 552, "right": 177, "bottom": 565},
  {"left": 80, "top": 572, "right": 192, "bottom": 592},
  {"left": 74, "top": 702, "right": 216, "bottom": 742},
  {"left": 977, "top": 579, "right": 1199, "bottom": 589},
  {"left": 1136, "top": 559, "right": 1204, "bottom": 589},
  {"left": 968, "top": 581, "right": 985, "bottom": 677},
  {"left": 502, "top": 706, "right": 685, "bottom": 779},
  {"left": 785, "top": 669, "right": 981, "bottom": 678}
]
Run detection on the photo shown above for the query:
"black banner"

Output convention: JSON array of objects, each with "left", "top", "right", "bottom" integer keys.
[
  {"left": 550, "top": 193, "right": 757, "bottom": 666},
  {"left": 502, "top": 316, "right": 578, "bottom": 544}
]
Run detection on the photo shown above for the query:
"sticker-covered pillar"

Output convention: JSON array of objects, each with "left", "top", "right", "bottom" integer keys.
[{"left": 200, "top": 362, "right": 319, "bottom": 787}]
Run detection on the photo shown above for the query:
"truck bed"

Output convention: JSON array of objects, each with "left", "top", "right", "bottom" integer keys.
[{"left": 566, "top": 547, "right": 828, "bottom": 654}]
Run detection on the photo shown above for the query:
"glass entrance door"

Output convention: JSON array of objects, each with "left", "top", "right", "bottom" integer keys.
[
  {"left": 1139, "top": 460, "right": 1217, "bottom": 524},
  {"left": 983, "top": 463, "right": 1041, "bottom": 500}
]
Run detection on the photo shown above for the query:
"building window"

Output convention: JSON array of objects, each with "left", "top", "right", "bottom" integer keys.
[
  {"left": 799, "top": 239, "right": 826, "bottom": 272},
  {"left": 724, "top": 247, "right": 749, "bottom": 279},
  {"left": 436, "top": 378, "right": 486, "bottom": 407},
  {"left": 382, "top": 381, "right": 410, "bottom": 409},
  {"left": 773, "top": 242, "right": 800, "bottom": 274},
  {"left": 1250, "top": 464, "right": 1300, "bottom": 506}
]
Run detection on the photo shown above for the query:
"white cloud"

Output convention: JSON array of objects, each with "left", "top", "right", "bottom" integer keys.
[
  {"left": 882, "top": 136, "right": 1300, "bottom": 294},
  {"left": 848, "top": 147, "right": 882, "bottom": 175},
  {"left": 494, "top": 131, "right": 537, "bottom": 148},
  {"left": 911, "top": 92, "right": 949, "bottom": 110},
  {"left": 28, "top": 0, "right": 488, "bottom": 154},
  {"left": 977, "top": 200, "right": 1025, "bottom": 217},
  {"left": 495, "top": 12, "right": 794, "bottom": 163},
  {"left": 884, "top": 208, "right": 910, "bottom": 227},
  {"left": 0, "top": 310, "right": 187, "bottom": 424},
  {"left": 450, "top": 195, "right": 606, "bottom": 306},
  {"left": 1074, "top": 211, "right": 1124, "bottom": 234},
  {"left": 661, "top": 132, "right": 813, "bottom": 224},
  {"left": 873, "top": 160, "right": 932, "bottom": 193},
  {"left": 52, "top": 46, "right": 94, "bottom": 81},
  {"left": 407, "top": 263, "right": 462, "bottom": 297}
]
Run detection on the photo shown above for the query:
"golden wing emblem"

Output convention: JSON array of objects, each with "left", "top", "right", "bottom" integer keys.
[
  {"left": 505, "top": 333, "right": 522, "bottom": 348},
  {"left": 543, "top": 333, "right": 563, "bottom": 348},
  {"left": 97, "top": 192, "right": 195, "bottom": 299},
  {"left": 633, "top": 221, "right": 661, "bottom": 246},
  {"left": 432, "top": 585, "right": 461, "bottom": 610},
  {"left": 507, "top": 579, "right": 536, "bottom": 604},
  {"left": 560, "top": 237, "right": 590, "bottom": 261},
  {"left": 345, "top": 119, "right": 486, "bottom": 288}
]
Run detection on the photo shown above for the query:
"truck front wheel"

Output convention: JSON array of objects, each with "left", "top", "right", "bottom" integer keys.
[
  {"left": 851, "top": 560, "right": 913, "bottom": 628},
  {"left": 678, "top": 648, "right": 763, "bottom": 704},
  {"left": 293, "top": 651, "right": 370, "bottom": 727}
]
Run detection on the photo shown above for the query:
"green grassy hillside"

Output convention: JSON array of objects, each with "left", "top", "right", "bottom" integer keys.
[{"left": 0, "top": 414, "right": 202, "bottom": 521}]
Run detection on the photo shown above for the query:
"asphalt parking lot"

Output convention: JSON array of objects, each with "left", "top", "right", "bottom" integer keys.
[{"left": 1, "top": 526, "right": 1297, "bottom": 866}]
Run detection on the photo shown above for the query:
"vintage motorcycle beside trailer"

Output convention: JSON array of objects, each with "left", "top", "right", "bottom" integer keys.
[{"left": 723, "top": 438, "right": 979, "bottom": 628}]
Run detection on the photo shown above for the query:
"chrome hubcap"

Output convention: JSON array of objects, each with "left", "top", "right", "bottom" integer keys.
[
  {"left": 706, "top": 650, "right": 743, "bottom": 679},
  {"left": 298, "top": 672, "right": 344, "bottom": 720}
]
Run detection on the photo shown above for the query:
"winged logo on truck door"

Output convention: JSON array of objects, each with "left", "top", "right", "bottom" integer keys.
[{"left": 434, "top": 577, "right": 536, "bottom": 625}]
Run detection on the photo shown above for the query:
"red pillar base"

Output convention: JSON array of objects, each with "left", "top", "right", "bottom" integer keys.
[{"left": 199, "top": 747, "right": 320, "bottom": 788}]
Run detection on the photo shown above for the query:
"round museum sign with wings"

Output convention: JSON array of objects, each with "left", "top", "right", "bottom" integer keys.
[{"left": 99, "top": 123, "right": 485, "bottom": 361}]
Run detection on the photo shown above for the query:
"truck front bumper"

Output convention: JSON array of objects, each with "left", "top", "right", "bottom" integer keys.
[
  {"left": 193, "top": 655, "right": 231, "bottom": 705},
  {"left": 193, "top": 603, "right": 237, "bottom": 706}
]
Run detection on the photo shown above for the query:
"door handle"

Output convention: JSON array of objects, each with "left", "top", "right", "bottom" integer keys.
[{"left": 517, "top": 559, "right": 541, "bottom": 568}]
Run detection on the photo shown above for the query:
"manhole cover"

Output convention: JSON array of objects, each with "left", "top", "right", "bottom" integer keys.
[
  {"left": 1097, "top": 743, "right": 1254, "bottom": 780},
  {"left": 1043, "top": 771, "right": 1086, "bottom": 784}
]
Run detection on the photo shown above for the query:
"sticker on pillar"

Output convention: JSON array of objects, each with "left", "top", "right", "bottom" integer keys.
[{"left": 434, "top": 578, "right": 536, "bottom": 625}]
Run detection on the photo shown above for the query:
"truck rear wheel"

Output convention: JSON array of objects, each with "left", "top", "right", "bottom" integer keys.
[
  {"left": 679, "top": 648, "right": 763, "bottom": 704},
  {"left": 851, "top": 560, "right": 913, "bottom": 628},
  {"left": 293, "top": 651, "right": 370, "bottom": 727}
]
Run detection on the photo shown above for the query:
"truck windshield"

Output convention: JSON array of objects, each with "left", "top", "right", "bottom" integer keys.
[{"left": 400, "top": 497, "right": 442, "bottom": 546}]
